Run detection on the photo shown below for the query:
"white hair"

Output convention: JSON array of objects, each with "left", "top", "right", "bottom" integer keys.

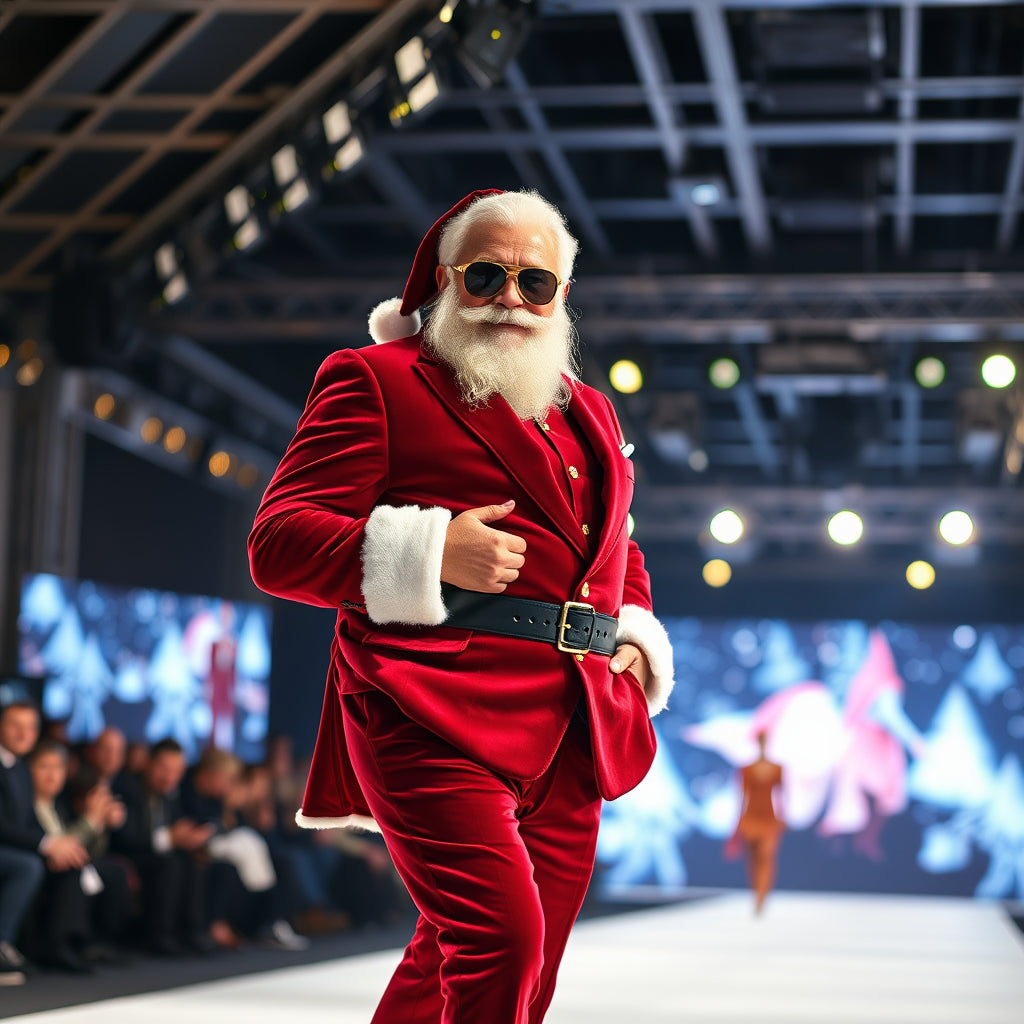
[{"left": 437, "top": 190, "right": 579, "bottom": 283}]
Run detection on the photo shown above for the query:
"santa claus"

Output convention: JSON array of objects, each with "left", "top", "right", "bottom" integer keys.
[{"left": 248, "top": 189, "right": 674, "bottom": 1024}]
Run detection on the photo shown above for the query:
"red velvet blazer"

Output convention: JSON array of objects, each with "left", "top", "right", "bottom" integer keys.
[{"left": 249, "top": 337, "right": 662, "bottom": 822}]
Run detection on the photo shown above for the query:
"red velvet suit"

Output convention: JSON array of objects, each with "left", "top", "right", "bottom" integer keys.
[
  {"left": 249, "top": 336, "right": 658, "bottom": 812},
  {"left": 248, "top": 335, "right": 668, "bottom": 1023}
]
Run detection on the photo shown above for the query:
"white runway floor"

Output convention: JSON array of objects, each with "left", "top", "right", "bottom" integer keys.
[{"left": 12, "top": 892, "right": 1024, "bottom": 1024}]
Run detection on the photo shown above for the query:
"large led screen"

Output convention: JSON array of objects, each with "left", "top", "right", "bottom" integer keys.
[
  {"left": 596, "top": 618, "right": 1024, "bottom": 901},
  {"left": 18, "top": 573, "right": 272, "bottom": 763}
]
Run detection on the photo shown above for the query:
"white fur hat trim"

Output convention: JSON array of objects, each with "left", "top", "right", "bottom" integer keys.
[{"left": 368, "top": 297, "right": 421, "bottom": 344}]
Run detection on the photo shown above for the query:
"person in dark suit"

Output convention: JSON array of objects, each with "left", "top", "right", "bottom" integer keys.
[
  {"left": 110, "top": 738, "right": 214, "bottom": 955},
  {"left": 0, "top": 702, "right": 87, "bottom": 977}
]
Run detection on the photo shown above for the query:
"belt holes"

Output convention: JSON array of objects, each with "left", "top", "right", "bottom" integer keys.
[
  {"left": 528, "top": 616, "right": 535, "bottom": 624},
  {"left": 544, "top": 619, "right": 551, "bottom": 626},
  {"left": 513, "top": 615, "right": 520, "bottom": 622},
  {"left": 584, "top": 626, "right": 591, "bottom": 634}
]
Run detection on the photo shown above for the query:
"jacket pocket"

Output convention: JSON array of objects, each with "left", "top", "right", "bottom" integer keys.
[{"left": 358, "top": 628, "right": 472, "bottom": 655}]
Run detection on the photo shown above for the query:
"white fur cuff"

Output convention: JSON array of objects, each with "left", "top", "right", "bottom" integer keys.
[
  {"left": 296, "top": 810, "right": 380, "bottom": 834},
  {"left": 616, "top": 604, "right": 675, "bottom": 716},
  {"left": 361, "top": 504, "right": 452, "bottom": 625}
]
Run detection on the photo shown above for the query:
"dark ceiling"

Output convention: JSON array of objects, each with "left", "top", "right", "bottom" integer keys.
[{"left": 2, "top": 0, "right": 1024, "bottom": 584}]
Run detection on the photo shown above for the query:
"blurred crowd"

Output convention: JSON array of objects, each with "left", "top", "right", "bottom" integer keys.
[{"left": 0, "top": 701, "right": 407, "bottom": 987}]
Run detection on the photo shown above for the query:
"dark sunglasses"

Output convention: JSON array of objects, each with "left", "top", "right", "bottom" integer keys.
[{"left": 451, "top": 261, "right": 565, "bottom": 306}]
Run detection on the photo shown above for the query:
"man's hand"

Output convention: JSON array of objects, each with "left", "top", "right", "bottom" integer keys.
[
  {"left": 45, "top": 835, "right": 89, "bottom": 872},
  {"left": 610, "top": 643, "right": 651, "bottom": 693},
  {"left": 169, "top": 818, "right": 216, "bottom": 851},
  {"left": 440, "top": 500, "right": 527, "bottom": 593}
]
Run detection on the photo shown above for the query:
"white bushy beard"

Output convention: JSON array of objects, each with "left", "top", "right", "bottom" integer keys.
[{"left": 423, "top": 278, "right": 580, "bottom": 422}]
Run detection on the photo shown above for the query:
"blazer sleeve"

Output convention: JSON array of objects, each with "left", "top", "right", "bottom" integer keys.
[
  {"left": 248, "top": 348, "right": 390, "bottom": 609},
  {"left": 0, "top": 767, "right": 45, "bottom": 852}
]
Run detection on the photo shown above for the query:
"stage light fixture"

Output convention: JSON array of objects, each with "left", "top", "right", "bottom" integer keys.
[
  {"left": 914, "top": 356, "right": 946, "bottom": 389},
  {"left": 0, "top": 343, "right": 10, "bottom": 369},
  {"left": 322, "top": 101, "right": 366, "bottom": 174},
  {"left": 163, "top": 426, "right": 187, "bottom": 454},
  {"left": 609, "top": 359, "right": 643, "bottom": 394},
  {"left": 709, "top": 357, "right": 740, "bottom": 389},
  {"left": 140, "top": 417, "right": 163, "bottom": 444},
  {"left": 702, "top": 558, "right": 732, "bottom": 587},
  {"left": 690, "top": 182, "right": 721, "bottom": 207},
  {"left": 93, "top": 393, "right": 116, "bottom": 420},
  {"left": 981, "top": 353, "right": 1016, "bottom": 389},
  {"left": 237, "top": 463, "right": 260, "bottom": 489},
  {"left": 827, "top": 510, "right": 863, "bottom": 546},
  {"left": 454, "top": 0, "right": 534, "bottom": 89},
  {"left": 709, "top": 509, "right": 744, "bottom": 545},
  {"left": 906, "top": 560, "right": 936, "bottom": 590},
  {"left": 154, "top": 241, "right": 189, "bottom": 306},
  {"left": 688, "top": 449, "right": 709, "bottom": 472},
  {"left": 15, "top": 357, "right": 43, "bottom": 387},
  {"left": 389, "top": 35, "right": 443, "bottom": 126},
  {"left": 272, "top": 144, "right": 312, "bottom": 212},
  {"left": 938, "top": 509, "right": 974, "bottom": 546},
  {"left": 224, "top": 185, "right": 262, "bottom": 251},
  {"left": 208, "top": 450, "right": 232, "bottom": 478}
]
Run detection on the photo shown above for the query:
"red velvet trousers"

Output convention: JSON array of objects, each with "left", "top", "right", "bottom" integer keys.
[{"left": 342, "top": 688, "right": 603, "bottom": 1024}]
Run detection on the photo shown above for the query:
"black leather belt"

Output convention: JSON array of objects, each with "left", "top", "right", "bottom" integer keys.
[{"left": 441, "top": 584, "right": 618, "bottom": 657}]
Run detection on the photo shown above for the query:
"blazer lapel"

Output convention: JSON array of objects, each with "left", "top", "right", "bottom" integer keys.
[
  {"left": 414, "top": 356, "right": 588, "bottom": 557},
  {"left": 567, "top": 387, "right": 634, "bottom": 570}
]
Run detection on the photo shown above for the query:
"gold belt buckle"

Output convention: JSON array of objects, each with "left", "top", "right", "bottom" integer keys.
[{"left": 557, "top": 600, "right": 595, "bottom": 656}]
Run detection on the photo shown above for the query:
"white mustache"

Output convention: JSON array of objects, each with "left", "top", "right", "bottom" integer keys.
[{"left": 456, "top": 304, "right": 546, "bottom": 329}]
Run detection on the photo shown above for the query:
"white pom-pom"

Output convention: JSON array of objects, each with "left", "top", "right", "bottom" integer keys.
[{"left": 368, "top": 297, "right": 421, "bottom": 344}]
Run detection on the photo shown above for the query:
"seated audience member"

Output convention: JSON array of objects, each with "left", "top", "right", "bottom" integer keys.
[
  {"left": 64, "top": 764, "right": 134, "bottom": 947},
  {"left": 264, "top": 735, "right": 405, "bottom": 930},
  {"left": 180, "top": 747, "right": 308, "bottom": 951},
  {"left": 111, "top": 738, "right": 214, "bottom": 956},
  {"left": 239, "top": 762, "right": 349, "bottom": 936},
  {"left": 82, "top": 727, "right": 128, "bottom": 789},
  {"left": 124, "top": 740, "right": 149, "bottom": 777},
  {"left": 0, "top": 703, "right": 86, "bottom": 977},
  {"left": 28, "top": 740, "right": 130, "bottom": 971}
]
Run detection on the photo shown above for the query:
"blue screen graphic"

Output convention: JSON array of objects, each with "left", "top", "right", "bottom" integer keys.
[
  {"left": 17, "top": 573, "right": 272, "bottom": 764},
  {"left": 595, "top": 618, "right": 1024, "bottom": 901}
]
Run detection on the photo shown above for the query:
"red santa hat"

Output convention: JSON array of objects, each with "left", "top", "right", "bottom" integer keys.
[{"left": 367, "top": 188, "right": 504, "bottom": 344}]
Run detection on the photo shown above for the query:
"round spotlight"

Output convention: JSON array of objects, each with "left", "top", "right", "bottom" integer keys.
[
  {"left": 140, "top": 417, "right": 163, "bottom": 444},
  {"left": 93, "top": 393, "right": 116, "bottom": 420},
  {"left": 208, "top": 450, "right": 232, "bottom": 477},
  {"left": 0, "top": 343, "right": 10, "bottom": 369},
  {"left": 163, "top": 426, "right": 187, "bottom": 454},
  {"left": 627, "top": 512, "right": 635, "bottom": 537},
  {"left": 709, "top": 357, "right": 740, "bottom": 390},
  {"left": 15, "top": 357, "right": 43, "bottom": 387},
  {"left": 938, "top": 509, "right": 974, "bottom": 546},
  {"left": 709, "top": 509, "right": 744, "bottom": 545},
  {"left": 827, "top": 510, "right": 864, "bottom": 546},
  {"left": 609, "top": 359, "right": 643, "bottom": 394},
  {"left": 914, "top": 356, "right": 946, "bottom": 389},
  {"left": 688, "top": 449, "right": 709, "bottom": 472},
  {"left": 906, "top": 560, "right": 936, "bottom": 590},
  {"left": 702, "top": 558, "right": 732, "bottom": 588},
  {"left": 237, "top": 463, "right": 260, "bottom": 489},
  {"left": 981, "top": 353, "right": 1016, "bottom": 389}
]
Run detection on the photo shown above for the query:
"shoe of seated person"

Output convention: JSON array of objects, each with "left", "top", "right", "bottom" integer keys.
[
  {"left": 0, "top": 942, "right": 27, "bottom": 971},
  {"left": 260, "top": 920, "right": 310, "bottom": 951},
  {"left": 47, "top": 943, "right": 92, "bottom": 974}
]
